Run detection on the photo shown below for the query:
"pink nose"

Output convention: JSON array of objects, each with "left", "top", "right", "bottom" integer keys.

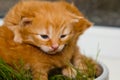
[{"left": 51, "top": 44, "right": 59, "bottom": 50}]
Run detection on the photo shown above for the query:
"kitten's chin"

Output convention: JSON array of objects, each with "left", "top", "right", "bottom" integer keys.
[{"left": 42, "top": 49, "right": 61, "bottom": 55}]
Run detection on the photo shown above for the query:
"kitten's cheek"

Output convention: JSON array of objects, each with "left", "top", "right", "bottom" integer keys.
[
  {"left": 58, "top": 45, "right": 65, "bottom": 51},
  {"left": 40, "top": 45, "right": 51, "bottom": 53}
]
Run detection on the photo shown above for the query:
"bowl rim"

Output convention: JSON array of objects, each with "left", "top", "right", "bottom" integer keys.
[{"left": 95, "top": 62, "right": 109, "bottom": 80}]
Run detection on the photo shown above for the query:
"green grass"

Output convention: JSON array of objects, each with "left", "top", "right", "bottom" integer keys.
[
  {"left": 0, "top": 58, "right": 98, "bottom": 80},
  {"left": 0, "top": 59, "right": 32, "bottom": 80}
]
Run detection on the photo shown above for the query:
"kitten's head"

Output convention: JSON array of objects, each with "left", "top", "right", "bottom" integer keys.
[
  {"left": 4, "top": 1, "right": 92, "bottom": 54},
  {"left": 16, "top": 16, "right": 76, "bottom": 54}
]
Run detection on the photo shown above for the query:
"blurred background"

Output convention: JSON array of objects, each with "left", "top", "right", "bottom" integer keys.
[
  {"left": 0, "top": 0, "right": 120, "bottom": 80},
  {"left": 0, "top": 0, "right": 120, "bottom": 27}
]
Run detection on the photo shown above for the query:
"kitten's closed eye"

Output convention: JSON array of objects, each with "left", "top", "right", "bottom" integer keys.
[
  {"left": 37, "top": 34, "right": 49, "bottom": 41},
  {"left": 40, "top": 35, "right": 49, "bottom": 39},
  {"left": 60, "top": 35, "right": 67, "bottom": 38}
]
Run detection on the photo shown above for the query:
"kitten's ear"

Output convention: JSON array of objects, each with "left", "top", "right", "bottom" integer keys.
[
  {"left": 73, "top": 17, "right": 93, "bottom": 34},
  {"left": 20, "top": 17, "right": 33, "bottom": 26},
  {"left": 62, "top": 2, "right": 92, "bottom": 34},
  {"left": 69, "top": 13, "right": 93, "bottom": 34},
  {"left": 13, "top": 17, "right": 33, "bottom": 43},
  {"left": 7, "top": 25, "right": 23, "bottom": 43}
]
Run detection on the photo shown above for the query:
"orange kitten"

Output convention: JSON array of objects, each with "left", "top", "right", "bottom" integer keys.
[{"left": 0, "top": 1, "right": 101, "bottom": 80}]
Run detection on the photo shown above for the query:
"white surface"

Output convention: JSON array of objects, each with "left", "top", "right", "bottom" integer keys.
[
  {"left": 0, "top": 19, "right": 3, "bottom": 26},
  {"left": 0, "top": 19, "right": 120, "bottom": 80},
  {"left": 77, "top": 26, "right": 120, "bottom": 80},
  {"left": 78, "top": 26, "right": 120, "bottom": 58}
]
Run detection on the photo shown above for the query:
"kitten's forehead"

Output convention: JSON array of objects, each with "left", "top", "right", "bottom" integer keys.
[
  {"left": 38, "top": 24, "right": 71, "bottom": 35},
  {"left": 48, "top": 25, "right": 53, "bottom": 38},
  {"left": 32, "top": 15, "right": 72, "bottom": 35},
  {"left": 38, "top": 25, "right": 53, "bottom": 33},
  {"left": 39, "top": 28, "right": 47, "bottom": 34}
]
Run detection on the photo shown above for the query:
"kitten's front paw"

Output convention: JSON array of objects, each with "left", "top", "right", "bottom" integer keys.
[
  {"left": 62, "top": 66, "right": 77, "bottom": 78},
  {"left": 32, "top": 72, "right": 48, "bottom": 80}
]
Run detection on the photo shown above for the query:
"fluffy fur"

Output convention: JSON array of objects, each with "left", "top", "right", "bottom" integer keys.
[{"left": 0, "top": 1, "right": 101, "bottom": 80}]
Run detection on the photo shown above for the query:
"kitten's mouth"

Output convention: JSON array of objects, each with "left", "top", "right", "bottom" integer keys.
[
  {"left": 45, "top": 48, "right": 63, "bottom": 55},
  {"left": 28, "top": 44, "right": 64, "bottom": 54},
  {"left": 47, "top": 45, "right": 66, "bottom": 55},
  {"left": 35, "top": 45, "right": 59, "bottom": 54},
  {"left": 45, "top": 49, "right": 60, "bottom": 54}
]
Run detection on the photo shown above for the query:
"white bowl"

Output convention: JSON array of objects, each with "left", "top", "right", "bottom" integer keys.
[{"left": 95, "top": 62, "right": 109, "bottom": 80}]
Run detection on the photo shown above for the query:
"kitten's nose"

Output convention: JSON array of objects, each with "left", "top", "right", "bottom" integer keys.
[{"left": 51, "top": 44, "right": 59, "bottom": 50}]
